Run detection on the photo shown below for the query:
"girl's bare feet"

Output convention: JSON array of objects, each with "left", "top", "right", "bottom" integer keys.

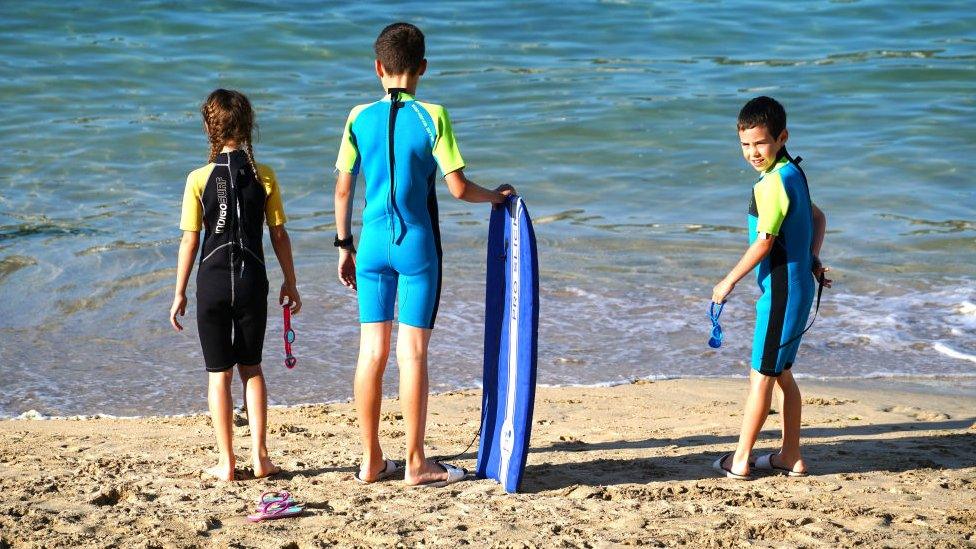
[
  {"left": 203, "top": 461, "right": 236, "bottom": 482},
  {"left": 253, "top": 454, "right": 281, "bottom": 479}
]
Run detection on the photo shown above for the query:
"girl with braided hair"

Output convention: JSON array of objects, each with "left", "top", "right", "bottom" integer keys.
[{"left": 170, "top": 89, "right": 301, "bottom": 481}]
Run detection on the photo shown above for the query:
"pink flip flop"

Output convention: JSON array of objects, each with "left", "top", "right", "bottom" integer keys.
[
  {"left": 247, "top": 495, "right": 304, "bottom": 522},
  {"left": 259, "top": 490, "right": 295, "bottom": 505}
]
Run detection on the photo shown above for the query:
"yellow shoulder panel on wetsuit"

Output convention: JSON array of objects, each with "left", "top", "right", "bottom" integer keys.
[
  {"left": 179, "top": 164, "right": 214, "bottom": 231},
  {"left": 257, "top": 163, "right": 287, "bottom": 227},
  {"left": 753, "top": 170, "right": 790, "bottom": 236},
  {"left": 417, "top": 102, "right": 465, "bottom": 176},
  {"left": 335, "top": 103, "right": 371, "bottom": 175}
]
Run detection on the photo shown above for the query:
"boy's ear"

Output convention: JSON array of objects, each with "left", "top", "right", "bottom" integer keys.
[
  {"left": 374, "top": 59, "right": 385, "bottom": 79},
  {"left": 417, "top": 58, "right": 427, "bottom": 76},
  {"left": 778, "top": 128, "right": 789, "bottom": 145}
]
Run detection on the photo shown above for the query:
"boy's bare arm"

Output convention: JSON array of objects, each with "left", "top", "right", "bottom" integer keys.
[
  {"left": 811, "top": 203, "right": 826, "bottom": 258},
  {"left": 712, "top": 237, "right": 775, "bottom": 304},
  {"left": 334, "top": 171, "right": 357, "bottom": 290},
  {"left": 335, "top": 171, "right": 356, "bottom": 239},
  {"left": 444, "top": 169, "right": 513, "bottom": 204},
  {"left": 170, "top": 230, "right": 199, "bottom": 331},
  {"left": 269, "top": 224, "right": 302, "bottom": 313},
  {"left": 810, "top": 203, "right": 832, "bottom": 286}
]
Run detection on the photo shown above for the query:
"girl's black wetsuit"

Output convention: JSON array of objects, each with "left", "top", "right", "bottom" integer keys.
[{"left": 180, "top": 149, "right": 287, "bottom": 372}]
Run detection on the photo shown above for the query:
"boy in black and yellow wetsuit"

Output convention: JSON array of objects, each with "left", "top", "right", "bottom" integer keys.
[{"left": 711, "top": 97, "right": 831, "bottom": 480}]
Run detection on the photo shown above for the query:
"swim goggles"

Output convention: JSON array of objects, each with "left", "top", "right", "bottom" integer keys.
[
  {"left": 708, "top": 302, "right": 724, "bottom": 349},
  {"left": 283, "top": 304, "right": 297, "bottom": 369}
]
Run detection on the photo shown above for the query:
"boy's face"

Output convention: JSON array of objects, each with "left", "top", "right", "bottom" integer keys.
[{"left": 738, "top": 125, "right": 788, "bottom": 172}]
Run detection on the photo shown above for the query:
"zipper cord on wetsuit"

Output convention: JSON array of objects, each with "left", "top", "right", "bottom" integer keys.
[
  {"left": 233, "top": 154, "right": 244, "bottom": 277},
  {"left": 237, "top": 175, "right": 248, "bottom": 278},
  {"left": 224, "top": 151, "right": 249, "bottom": 277},
  {"left": 214, "top": 154, "right": 238, "bottom": 304},
  {"left": 387, "top": 88, "right": 408, "bottom": 245},
  {"left": 777, "top": 273, "right": 825, "bottom": 350}
]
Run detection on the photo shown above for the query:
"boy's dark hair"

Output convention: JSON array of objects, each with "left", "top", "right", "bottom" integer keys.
[
  {"left": 374, "top": 22, "right": 425, "bottom": 75},
  {"left": 737, "top": 96, "right": 787, "bottom": 137}
]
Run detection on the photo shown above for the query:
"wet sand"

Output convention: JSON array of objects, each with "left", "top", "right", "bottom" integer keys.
[{"left": 2, "top": 378, "right": 974, "bottom": 547}]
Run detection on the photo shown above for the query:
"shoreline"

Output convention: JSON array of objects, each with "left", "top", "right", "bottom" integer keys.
[
  {"left": 2, "top": 377, "right": 974, "bottom": 547},
  {"left": 6, "top": 374, "right": 976, "bottom": 421}
]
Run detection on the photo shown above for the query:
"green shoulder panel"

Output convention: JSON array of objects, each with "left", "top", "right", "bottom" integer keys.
[
  {"left": 335, "top": 103, "right": 370, "bottom": 174},
  {"left": 417, "top": 102, "right": 465, "bottom": 176},
  {"left": 753, "top": 171, "right": 790, "bottom": 236}
]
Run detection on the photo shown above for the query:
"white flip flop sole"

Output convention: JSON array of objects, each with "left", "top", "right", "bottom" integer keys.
[
  {"left": 355, "top": 458, "right": 400, "bottom": 484},
  {"left": 712, "top": 452, "right": 751, "bottom": 480},
  {"left": 412, "top": 462, "right": 467, "bottom": 488},
  {"left": 754, "top": 453, "right": 809, "bottom": 477}
]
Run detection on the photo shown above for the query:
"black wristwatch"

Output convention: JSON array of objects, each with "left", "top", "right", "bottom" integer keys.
[{"left": 334, "top": 234, "right": 355, "bottom": 252}]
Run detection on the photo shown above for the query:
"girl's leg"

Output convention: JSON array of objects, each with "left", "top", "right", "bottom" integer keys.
[
  {"left": 206, "top": 369, "right": 236, "bottom": 481},
  {"left": 727, "top": 370, "right": 777, "bottom": 476},
  {"left": 774, "top": 369, "right": 807, "bottom": 473},
  {"left": 238, "top": 363, "right": 279, "bottom": 478},
  {"left": 355, "top": 321, "right": 393, "bottom": 481},
  {"left": 240, "top": 377, "right": 248, "bottom": 416},
  {"left": 397, "top": 324, "right": 448, "bottom": 485}
]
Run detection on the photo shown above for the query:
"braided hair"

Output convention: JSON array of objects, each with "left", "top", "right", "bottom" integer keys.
[{"left": 200, "top": 89, "right": 262, "bottom": 184}]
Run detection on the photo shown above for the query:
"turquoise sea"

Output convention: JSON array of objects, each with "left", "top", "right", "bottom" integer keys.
[{"left": 1, "top": 1, "right": 974, "bottom": 416}]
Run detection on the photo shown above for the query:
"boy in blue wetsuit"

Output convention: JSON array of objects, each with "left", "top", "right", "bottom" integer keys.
[
  {"left": 711, "top": 96, "right": 831, "bottom": 479},
  {"left": 333, "top": 22, "right": 514, "bottom": 487}
]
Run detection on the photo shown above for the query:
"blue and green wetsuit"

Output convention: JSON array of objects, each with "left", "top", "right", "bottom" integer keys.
[
  {"left": 748, "top": 151, "right": 815, "bottom": 376},
  {"left": 335, "top": 90, "right": 464, "bottom": 328}
]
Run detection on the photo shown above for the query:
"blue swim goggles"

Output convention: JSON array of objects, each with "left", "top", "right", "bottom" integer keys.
[{"left": 708, "top": 302, "right": 724, "bottom": 348}]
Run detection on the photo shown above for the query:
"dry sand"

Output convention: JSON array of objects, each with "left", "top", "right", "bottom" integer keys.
[{"left": 2, "top": 378, "right": 974, "bottom": 548}]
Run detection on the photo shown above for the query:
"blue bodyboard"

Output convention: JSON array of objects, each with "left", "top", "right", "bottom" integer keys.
[{"left": 476, "top": 195, "right": 539, "bottom": 493}]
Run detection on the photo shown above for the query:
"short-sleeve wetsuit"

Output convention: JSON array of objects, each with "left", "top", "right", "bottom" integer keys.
[
  {"left": 748, "top": 151, "right": 815, "bottom": 376},
  {"left": 180, "top": 149, "right": 286, "bottom": 371},
  {"left": 335, "top": 90, "right": 464, "bottom": 329}
]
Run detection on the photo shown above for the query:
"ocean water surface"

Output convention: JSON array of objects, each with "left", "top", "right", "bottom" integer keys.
[{"left": 1, "top": 1, "right": 974, "bottom": 416}]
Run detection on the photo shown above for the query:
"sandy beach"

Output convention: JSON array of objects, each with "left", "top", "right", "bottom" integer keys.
[{"left": 2, "top": 378, "right": 974, "bottom": 548}]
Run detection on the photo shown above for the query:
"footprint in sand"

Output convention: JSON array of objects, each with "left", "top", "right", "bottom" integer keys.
[{"left": 881, "top": 405, "right": 950, "bottom": 421}]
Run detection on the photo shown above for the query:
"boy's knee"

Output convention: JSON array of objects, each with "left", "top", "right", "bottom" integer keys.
[
  {"left": 396, "top": 347, "right": 427, "bottom": 365},
  {"left": 358, "top": 348, "right": 389, "bottom": 369},
  {"left": 775, "top": 371, "right": 799, "bottom": 391},
  {"left": 750, "top": 371, "right": 778, "bottom": 390}
]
